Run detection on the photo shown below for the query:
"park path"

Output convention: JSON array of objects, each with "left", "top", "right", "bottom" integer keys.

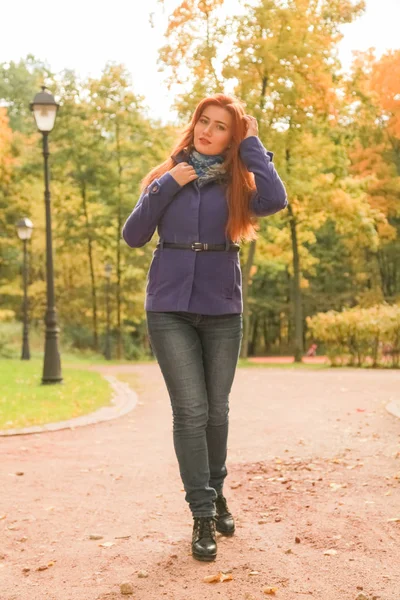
[{"left": 1, "top": 365, "right": 400, "bottom": 600}]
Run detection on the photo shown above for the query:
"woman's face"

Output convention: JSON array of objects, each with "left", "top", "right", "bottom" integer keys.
[{"left": 193, "top": 105, "right": 233, "bottom": 155}]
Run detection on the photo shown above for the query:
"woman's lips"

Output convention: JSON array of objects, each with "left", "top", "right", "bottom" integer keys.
[{"left": 199, "top": 138, "right": 211, "bottom": 145}]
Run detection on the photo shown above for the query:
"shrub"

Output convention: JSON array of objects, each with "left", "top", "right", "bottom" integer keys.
[{"left": 307, "top": 304, "right": 400, "bottom": 368}]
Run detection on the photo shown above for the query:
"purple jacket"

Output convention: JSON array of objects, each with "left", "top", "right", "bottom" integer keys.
[{"left": 122, "top": 136, "right": 287, "bottom": 315}]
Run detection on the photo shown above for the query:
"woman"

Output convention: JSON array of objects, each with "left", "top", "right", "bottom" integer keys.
[{"left": 122, "top": 94, "right": 287, "bottom": 562}]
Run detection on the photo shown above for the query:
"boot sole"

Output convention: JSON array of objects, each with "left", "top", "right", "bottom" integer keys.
[
  {"left": 192, "top": 551, "right": 217, "bottom": 562},
  {"left": 215, "top": 524, "right": 235, "bottom": 536}
]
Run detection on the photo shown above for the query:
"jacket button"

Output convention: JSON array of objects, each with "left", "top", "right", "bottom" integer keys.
[{"left": 151, "top": 185, "right": 159, "bottom": 193}]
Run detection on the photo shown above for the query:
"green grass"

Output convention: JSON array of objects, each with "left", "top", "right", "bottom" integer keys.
[
  {"left": 0, "top": 359, "right": 113, "bottom": 431},
  {"left": 237, "top": 359, "right": 329, "bottom": 369}
]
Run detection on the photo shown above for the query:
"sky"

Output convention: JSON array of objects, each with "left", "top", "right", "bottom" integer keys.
[{"left": 1, "top": 0, "right": 399, "bottom": 123}]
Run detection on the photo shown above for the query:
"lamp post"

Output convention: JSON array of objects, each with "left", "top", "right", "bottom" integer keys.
[
  {"left": 16, "top": 218, "right": 33, "bottom": 360},
  {"left": 30, "top": 86, "right": 62, "bottom": 384},
  {"left": 104, "top": 263, "right": 112, "bottom": 360}
]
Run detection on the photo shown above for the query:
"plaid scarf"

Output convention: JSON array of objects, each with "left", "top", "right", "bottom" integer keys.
[{"left": 188, "top": 149, "right": 227, "bottom": 188}]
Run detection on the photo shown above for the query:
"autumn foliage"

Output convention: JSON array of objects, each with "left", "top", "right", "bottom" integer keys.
[{"left": 0, "top": 1, "right": 399, "bottom": 361}]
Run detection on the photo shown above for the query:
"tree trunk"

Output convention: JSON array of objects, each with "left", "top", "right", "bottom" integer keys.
[
  {"left": 240, "top": 240, "right": 257, "bottom": 359},
  {"left": 81, "top": 180, "right": 98, "bottom": 350},
  {"left": 250, "top": 313, "right": 259, "bottom": 356},
  {"left": 262, "top": 315, "right": 267, "bottom": 354},
  {"left": 240, "top": 77, "right": 269, "bottom": 359},
  {"left": 287, "top": 200, "right": 303, "bottom": 362}
]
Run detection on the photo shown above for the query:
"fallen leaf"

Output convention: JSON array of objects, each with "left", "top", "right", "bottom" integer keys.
[
  {"left": 99, "top": 542, "right": 115, "bottom": 548},
  {"left": 204, "top": 572, "right": 222, "bottom": 583},
  {"left": 89, "top": 534, "right": 103, "bottom": 540},
  {"left": 230, "top": 482, "right": 242, "bottom": 489},
  {"left": 203, "top": 571, "right": 233, "bottom": 583},
  {"left": 295, "top": 537, "right": 301, "bottom": 543},
  {"left": 248, "top": 570, "right": 260, "bottom": 575},
  {"left": 323, "top": 549, "right": 337, "bottom": 556},
  {"left": 387, "top": 517, "right": 400, "bottom": 523},
  {"left": 263, "top": 587, "right": 278, "bottom": 595},
  {"left": 0, "top": 515, "right": 6, "bottom": 520},
  {"left": 120, "top": 582, "right": 134, "bottom": 595},
  {"left": 37, "top": 565, "right": 48, "bottom": 571},
  {"left": 329, "top": 483, "right": 346, "bottom": 491},
  {"left": 137, "top": 570, "right": 149, "bottom": 578}
]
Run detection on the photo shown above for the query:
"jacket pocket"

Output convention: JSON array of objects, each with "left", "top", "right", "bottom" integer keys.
[
  {"left": 222, "top": 259, "right": 236, "bottom": 299},
  {"left": 146, "top": 255, "right": 160, "bottom": 295}
]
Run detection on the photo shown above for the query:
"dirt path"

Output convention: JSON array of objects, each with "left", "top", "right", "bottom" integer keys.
[{"left": 1, "top": 365, "right": 400, "bottom": 600}]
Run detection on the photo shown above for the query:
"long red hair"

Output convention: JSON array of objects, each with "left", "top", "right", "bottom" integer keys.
[{"left": 141, "top": 94, "right": 259, "bottom": 243}]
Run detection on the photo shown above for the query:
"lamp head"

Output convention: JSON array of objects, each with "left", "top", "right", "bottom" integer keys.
[
  {"left": 16, "top": 218, "right": 34, "bottom": 240},
  {"left": 30, "top": 86, "right": 59, "bottom": 133}
]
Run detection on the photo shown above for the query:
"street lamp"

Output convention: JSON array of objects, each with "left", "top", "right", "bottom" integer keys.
[
  {"left": 104, "top": 263, "right": 112, "bottom": 361},
  {"left": 16, "top": 218, "right": 33, "bottom": 360},
  {"left": 30, "top": 86, "right": 62, "bottom": 384}
]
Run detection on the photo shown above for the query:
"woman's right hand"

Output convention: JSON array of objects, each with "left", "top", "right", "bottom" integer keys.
[{"left": 169, "top": 162, "right": 198, "bottom": 187}]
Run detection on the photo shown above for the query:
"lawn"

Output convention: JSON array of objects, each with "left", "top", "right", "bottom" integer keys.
[
  {"left": 0, "top": 359, "right": 112, "bottom": 431},
  {"left": 237, "top": 358, "right": 329, "bottom": 369}
]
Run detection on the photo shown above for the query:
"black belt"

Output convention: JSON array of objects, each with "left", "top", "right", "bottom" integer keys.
[{"left": 157, "top": 241, "right": 240, "bottom": 253}]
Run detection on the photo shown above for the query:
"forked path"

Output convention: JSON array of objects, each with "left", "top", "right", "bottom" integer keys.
[{"left": 1, "top": 365, "right": 400, "bottom": 600}]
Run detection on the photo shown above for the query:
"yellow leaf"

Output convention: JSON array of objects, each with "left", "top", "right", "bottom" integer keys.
[
  {"left": 99, "top": 542, "right": 115, "bottom": 548},
  {"left": 203, "top": 571, "right": 233, "bottom": 583},
  {"left": 323, "top": 549, "right": 337, "bottom": 556}
]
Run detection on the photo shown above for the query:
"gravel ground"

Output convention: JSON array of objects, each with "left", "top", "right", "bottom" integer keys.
[{"left": 1, "top": 364, "right": 399, "bottom": 600}]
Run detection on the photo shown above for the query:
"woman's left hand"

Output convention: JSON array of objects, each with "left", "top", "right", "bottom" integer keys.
[{"left": 243, "top": 115, "right": 259, "bottom": 139}]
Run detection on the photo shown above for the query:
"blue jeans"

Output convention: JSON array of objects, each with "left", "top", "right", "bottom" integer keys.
[{"left": 146, "top": 311, "right": 243, "bottom": 517}]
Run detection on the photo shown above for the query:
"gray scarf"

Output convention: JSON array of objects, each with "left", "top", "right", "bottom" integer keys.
[{"left": 188, "top": 149, "right": 227, "bottom": 188}]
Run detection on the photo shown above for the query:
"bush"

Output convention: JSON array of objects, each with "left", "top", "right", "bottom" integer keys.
[
  {"left": 0, "top": 321, "right": 20, "bottom": 358},
  {"left": 62, "top": 324, "right": 95, "bottom": 351},
  {"left": 307, "top": 304, "right": 400, "bottom": 368}
]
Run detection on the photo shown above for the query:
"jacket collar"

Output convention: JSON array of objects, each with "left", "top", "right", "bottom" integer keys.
[{"left": 171, "top": 148, "right": 190, "bottom": 164}]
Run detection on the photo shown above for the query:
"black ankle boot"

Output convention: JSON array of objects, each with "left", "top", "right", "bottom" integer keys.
[
  {"left": 215, "top": 493, "right": 235, "bottom": 536},
  {"left": 192, "top": 516, "right": 217, "bottom": 562}
]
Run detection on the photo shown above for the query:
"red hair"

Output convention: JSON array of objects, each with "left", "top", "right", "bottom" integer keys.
[{"left": 141, "top": 94, "right": 258, "bottom": 243}]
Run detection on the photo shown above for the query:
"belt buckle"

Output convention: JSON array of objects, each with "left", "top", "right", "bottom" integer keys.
[{"left": 191, "top": 242, "right": 203, "bottom": 252}]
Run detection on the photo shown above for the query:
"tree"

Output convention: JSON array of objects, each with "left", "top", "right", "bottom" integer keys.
[{"left": 0, "top": 55, "right": 52, "bottom": 133}]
